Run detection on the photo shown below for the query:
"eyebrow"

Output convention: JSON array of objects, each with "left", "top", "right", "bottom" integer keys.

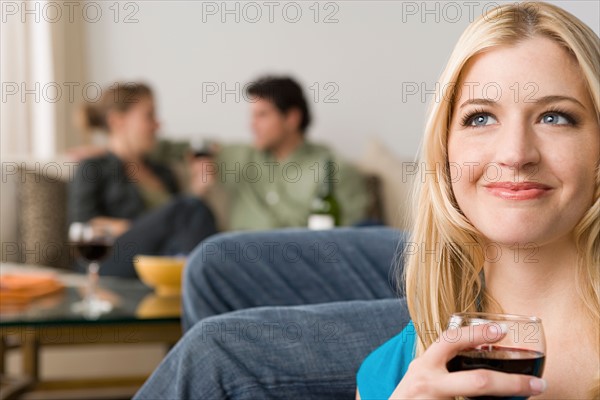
[{"left": 459, "top": 95, "right": 586, "bottom": 109}]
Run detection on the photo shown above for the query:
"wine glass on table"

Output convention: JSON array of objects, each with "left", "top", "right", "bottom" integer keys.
[
  {"left": 69, "top": 222, "right": 115, "bottom": 318},
  {"left": 446, "top": 312, "right": 546, "bottom": 400}
]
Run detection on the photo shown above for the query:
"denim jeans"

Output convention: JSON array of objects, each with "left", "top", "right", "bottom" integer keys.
[
  {"left": 100, "top": 196, "right": 217, "bottom": 279},
  {"left": 135, "top": 227, "right": 409, "bottom": 399}
]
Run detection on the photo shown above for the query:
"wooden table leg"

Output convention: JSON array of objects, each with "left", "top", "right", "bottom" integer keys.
[
  {"left": 0, "top": 335, "right": 6, "bottom": 375},
  {"left": 0, "top": 376, "right": 34, "bottom": 400},
  {"left": 0, "top": 321, "right": 181, "bottom": 398},
  {"left": 22, "top": 332, "right": 39, "bottom": 381}
]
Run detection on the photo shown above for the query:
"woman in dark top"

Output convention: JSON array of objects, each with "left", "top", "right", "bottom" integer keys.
[{"left": 69, "top": 83, "right": 217, "bottom": 278}]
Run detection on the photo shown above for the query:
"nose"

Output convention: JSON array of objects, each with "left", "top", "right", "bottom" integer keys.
[{"left": 493, "top": 117, "right": 541, "bottom": 173}]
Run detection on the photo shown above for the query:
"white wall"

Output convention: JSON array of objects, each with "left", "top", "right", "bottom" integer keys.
[{"left": 84, "top": 1, "right": 599, "bottom": 160}]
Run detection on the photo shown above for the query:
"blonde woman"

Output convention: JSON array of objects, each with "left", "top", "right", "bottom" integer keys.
[
  {"left": 135, "top": 2, "right": 598, "bottom": 399},
  {"left": 358, "top": 2, "right": 599, "bottom": 398}
]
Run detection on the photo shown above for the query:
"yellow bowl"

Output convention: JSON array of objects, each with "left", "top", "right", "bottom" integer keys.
[
  {"left": 134, "top": 255, "right": 187, "bottom": 296},
  {"left": 136, "top": 293, "right": 181, "bottom": 318}
]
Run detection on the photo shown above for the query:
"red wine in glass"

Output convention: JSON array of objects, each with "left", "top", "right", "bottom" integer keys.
[
  {"left": 447, "top": 345, "right": 545, "bottom": 400},
  {"left": 446, "top": 312, "right": 546, "bottom": 400},
  {"left": 69, "top": 222, "right": 115, "bottom": 318},
  {"left": 75, "top": 241, "right": 112, "bottom": 262}
]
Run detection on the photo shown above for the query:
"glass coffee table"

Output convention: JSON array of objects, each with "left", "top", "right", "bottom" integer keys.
[{"left": 0, "top": 263, "right": 182, "bottom": 400}]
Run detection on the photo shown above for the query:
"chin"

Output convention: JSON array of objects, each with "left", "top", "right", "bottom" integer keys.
[
  {"left": 468, "top": 209, "right": 558, "bottom": 248},
  {"left": 476, "top": 221, "right": 562, "bottom": 250},
  {"left": 481, "top": 231, "right": 542, "bottom": 248},
  {"left": 253, "top": 137, "right": 266, "bottom": 150}
]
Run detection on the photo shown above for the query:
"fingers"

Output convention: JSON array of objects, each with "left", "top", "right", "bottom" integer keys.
[
  {"left": 424, "top": 323, "right": 507, "bottom": 364},
  {"left": 396, "top": 323, "right": 548, "bottom": 398},
  {"left": 437, "top": 370, "right": 547, "bottom": 397}
]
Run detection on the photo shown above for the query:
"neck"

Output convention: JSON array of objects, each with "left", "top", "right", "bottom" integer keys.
[
  {"left": 107, "top": 135, "right": 143, "bottom": 164},
  {"left": 270, "top": 132, "right": 304, "bottom": 161},
  {"left": 483, "top": 235, "right": 585, "bottom": 325}
]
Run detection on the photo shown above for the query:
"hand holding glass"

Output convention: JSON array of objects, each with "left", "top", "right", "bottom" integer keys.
[{"left": 446, "top": 312, "right": 546, "bottom": 400}]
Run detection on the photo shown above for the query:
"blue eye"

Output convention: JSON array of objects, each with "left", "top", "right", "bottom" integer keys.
[
  {"left": 463, "top": 113, "right": 498, "bottom": 127},
  {"left": 541, "top": 113, "right": 572, "bottom": 125}
]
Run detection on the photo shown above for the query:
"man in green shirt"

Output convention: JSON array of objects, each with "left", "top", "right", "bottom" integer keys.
[{"left": 196, "top": 76, "right": 368, "bottom": 231}]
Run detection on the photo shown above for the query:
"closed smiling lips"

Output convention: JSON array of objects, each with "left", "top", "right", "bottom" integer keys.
[{"left": 484, "top": 182, "right": 553, "bottom": 200}]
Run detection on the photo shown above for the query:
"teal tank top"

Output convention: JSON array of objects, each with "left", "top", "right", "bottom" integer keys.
[{"left": 356, "top": 321, "right": 416, "bottom": 399}]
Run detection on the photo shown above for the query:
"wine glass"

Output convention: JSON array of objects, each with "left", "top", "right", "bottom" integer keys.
[
  {"left": 68, "top": 222, "right": 114, "bottom": 318},
  {"left": 446, "top": 312, "right": 546, "bottom": 400},
  {"left": 190, "top": 137, "right": 216, "bottom": 158}
]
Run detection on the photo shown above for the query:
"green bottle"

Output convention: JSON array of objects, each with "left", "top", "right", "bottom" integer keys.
[{"left": 308, "top": 158, "right": 341, "bottom": 229}]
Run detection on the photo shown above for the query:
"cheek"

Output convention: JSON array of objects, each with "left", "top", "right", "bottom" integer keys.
[
  {"left": 447, "top": 136, "right": 489, "bottom": 219},
  {"left": 264, "top": 119, "right": 282, "bottom": 136},
  {"left": 543, "top": 136, "right": 598, "bottom": 200},
  {"left": 136, "top": 118, "right": 153, "bottom": 135},
  {"left": 557, "top": 161, "right": 597, "bottom": 209},
  {"left": 448, "top": 138, "right": 484, "bottom": 189},
  {"left": 450, "top": 165, "right": 483, "bottom": 211},
  {"left": 256, "top": 117, "right": 269, "bottom": 132},
  {"left": 124, "top": 115, "right": 143, "bottom": 133}
]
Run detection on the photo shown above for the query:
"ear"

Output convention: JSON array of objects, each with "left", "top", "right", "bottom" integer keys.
[{"left": 284, "top": 107, "right": 302, "bottom": 132}]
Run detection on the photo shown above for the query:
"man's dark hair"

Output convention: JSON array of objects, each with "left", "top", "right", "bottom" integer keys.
[{"left": 247, "top": 76, "right": 311, "bottom": 134}]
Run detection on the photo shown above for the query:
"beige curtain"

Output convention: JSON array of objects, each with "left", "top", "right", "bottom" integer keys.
[{"left": 1, "top": 1, "right": 87, "bottom": 158}]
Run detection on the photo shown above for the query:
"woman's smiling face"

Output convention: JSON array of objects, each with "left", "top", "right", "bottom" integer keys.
[{"left": 447, "top": 36, "right": 599, "bottom": 247}]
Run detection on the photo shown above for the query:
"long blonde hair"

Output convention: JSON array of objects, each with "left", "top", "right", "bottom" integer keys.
[{"left": 402, "top": 1, "right": 599, "bottom": 395}]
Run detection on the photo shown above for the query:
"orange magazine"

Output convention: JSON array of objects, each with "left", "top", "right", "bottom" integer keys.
[{"left": 0, "top": 274, "right": 64, "bottom": 305}]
